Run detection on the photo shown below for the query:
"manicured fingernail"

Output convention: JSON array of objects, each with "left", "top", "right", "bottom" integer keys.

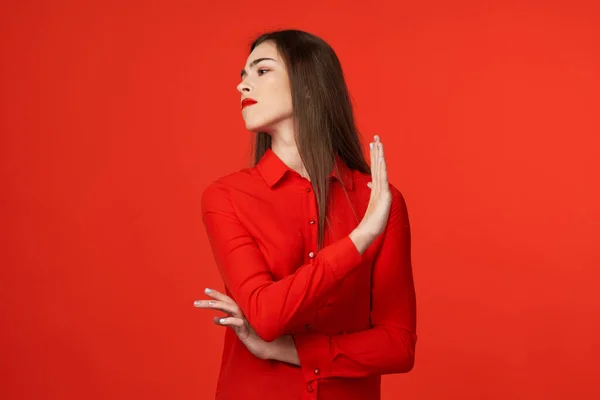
[
  {"left": 369, "top": 142, "right": 373, "bottom": 149},
  {"left": 193, "top": 300, "right": 201, "bottom": 307},
  {"left": 379, "top": 156, "right": 383, "bottom": 162},
  {"left": 219, "top": 318, "right": 226, "bottom": 324},
  {"left": 204, "top": 288, "right": 211, "bottom": 294}
]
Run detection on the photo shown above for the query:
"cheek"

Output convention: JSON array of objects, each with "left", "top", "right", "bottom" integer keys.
[
  {"left": 271, "top": 84, "right": 292, "bottom": 112},
  {"left": 257, "top": 82, "right": 291, "bottom": 116}
]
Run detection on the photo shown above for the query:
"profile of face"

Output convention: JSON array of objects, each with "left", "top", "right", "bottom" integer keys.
[{"left": 237, "top": 41, "right": 293, "bottom": 133}]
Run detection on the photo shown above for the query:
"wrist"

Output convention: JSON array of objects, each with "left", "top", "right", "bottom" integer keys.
[
  {"left": 263, "top": 336, "right": 285, "bottom": 360},
  {"left": 349, "top": 225, "right": 377, "bottom": 254},
  {"left": 264, "top": 335, "right": 297, "bottom": 364}
]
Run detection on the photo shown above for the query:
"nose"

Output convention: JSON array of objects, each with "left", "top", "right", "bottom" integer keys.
[{"left": 237, "top": 79, "right": 251, "bottom": 94}]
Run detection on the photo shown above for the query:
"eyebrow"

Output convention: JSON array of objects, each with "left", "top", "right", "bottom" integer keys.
[{"left": 240, "top": 57, "right": 277, "bottom": 78}]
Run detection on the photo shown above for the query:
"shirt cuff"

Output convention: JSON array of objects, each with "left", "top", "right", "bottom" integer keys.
[
  {"left": 318, "top": 235, "right": 363, "bottom": 280},
  {"left": 293, "top": 332, "right": 333, "bottom": 382}
]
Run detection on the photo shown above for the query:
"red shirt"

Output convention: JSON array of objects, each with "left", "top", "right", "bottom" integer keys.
[{"left": 201, "top": 148, "right": 417, "bottom": 400}]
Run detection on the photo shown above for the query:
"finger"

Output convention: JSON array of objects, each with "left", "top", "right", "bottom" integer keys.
[
  {"left": 375, "top": 139, "right": 381, "bottom": 186},
  {"left": 378, "top": 141, "right": 387, "bottom": 188},
  {"left": 194, "top": 299, "right": 241, "bottom": 317},
  {"left": 375, "top": 135, "right": 381, "bottom": 186},
  {"left": 212, "top": 316, "right": 224, "bottom": 324},
  {"left": 370, "top": 137, "right": 376, "bottom": 188},
  {"left": 204, "top": 288, "right": 235, "bottom": 305},
  {"left": 214, "top": 316, "right": 245, "bottom": 328}
]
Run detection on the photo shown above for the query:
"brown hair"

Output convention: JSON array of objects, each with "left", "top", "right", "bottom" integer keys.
[{"left": 249, "top": 29, "right": 370, "bottom": 250}]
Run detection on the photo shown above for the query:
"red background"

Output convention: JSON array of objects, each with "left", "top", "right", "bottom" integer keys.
[{"left": 2, "top": 1, "right": 599, "bottom": 399}]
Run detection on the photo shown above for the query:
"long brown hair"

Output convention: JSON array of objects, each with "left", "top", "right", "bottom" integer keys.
[{"left": 249, "top": 30, "right": 370, "bottom": 250}]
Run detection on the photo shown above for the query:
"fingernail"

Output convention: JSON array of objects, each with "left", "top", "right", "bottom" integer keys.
[
  {"left": 379, "top": 156, "right": 383, "bottom": 162},
  {"left": 204, "top": 288, "right": 211, "bottom": 294},
  {"left": 369, "top": 142, "right": 373, "bottom": 149},
  {"left": 219, "top": 318, "right": 226, "bottom": 324},
  {"left": 193, "top": 300, "right": 201, "bottom": 307}
]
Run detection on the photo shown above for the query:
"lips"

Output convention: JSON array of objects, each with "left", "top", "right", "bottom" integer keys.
[{"left": 241, "top": 98, "right": 257, "bottom": 109}]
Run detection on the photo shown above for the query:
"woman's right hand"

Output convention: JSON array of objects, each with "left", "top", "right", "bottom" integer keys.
[{"left": 350, "top": 135, "right": 392, "bottom": 252}]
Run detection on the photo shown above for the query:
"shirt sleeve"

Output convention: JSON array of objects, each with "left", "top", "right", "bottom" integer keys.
[
  {"left": 201, "top": 181, "right": 364, "bottom": 342},
  {"left": 292, "top": 185, "right": 417, "bottom": 380}
]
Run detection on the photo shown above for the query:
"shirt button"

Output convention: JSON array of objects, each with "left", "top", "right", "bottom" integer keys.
[
  {"left": 309, "top": 220, "right": 315, "bottom": 225},
  {"left": 314, "top": 368, "right": 320, "bottom": 375},
  {"left": 308, "top": 251, "right": 315, "bottom": 258},
  {"left": 306, "top": 187, "right": 311, "bottom": 192},
  {"left": 307, "top": 384, "right": 314, "bottom": 393},
  {"left": 304, "top": 323, "right": 311, "bottom": 331}
]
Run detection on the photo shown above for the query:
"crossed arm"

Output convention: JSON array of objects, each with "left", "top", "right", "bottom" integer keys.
[{"left": 200, "top": 182, "right": 416, "bottom": 380}]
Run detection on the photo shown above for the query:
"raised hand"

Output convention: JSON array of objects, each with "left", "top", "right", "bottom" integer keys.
[{"left": 359, "top": 134, "right": 392, "bottom": 237}]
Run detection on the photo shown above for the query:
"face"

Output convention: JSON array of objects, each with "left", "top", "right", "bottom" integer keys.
[{"left": 237, "top": 41, "right": 293, "bottom": 133}]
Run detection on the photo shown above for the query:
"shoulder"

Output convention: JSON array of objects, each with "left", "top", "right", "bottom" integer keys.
[{"left": 201, "top": 167, "right": 261, "bottom": 212}]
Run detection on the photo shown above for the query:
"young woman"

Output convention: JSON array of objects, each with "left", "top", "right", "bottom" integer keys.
[{"left": 195, "top": 29, "right": 417, "bottom": 400}]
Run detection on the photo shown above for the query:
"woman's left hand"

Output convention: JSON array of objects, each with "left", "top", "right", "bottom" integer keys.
[{"left": 194, "top": 288, "right": 271, "bottom": 360}]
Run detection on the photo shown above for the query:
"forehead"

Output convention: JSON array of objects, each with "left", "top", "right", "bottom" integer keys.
[{"left": 245, "top": 41, "right": 280, "bottom": 65}]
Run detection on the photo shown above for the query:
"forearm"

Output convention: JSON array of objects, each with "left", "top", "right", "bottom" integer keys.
[
  {"left": 348, "top": 225, "right": 377, "bottom": 255},
  {"left": 266, "top": 326, "right": 415, "bottom": 377},
  {"left": 239, "top": 227, "right": 377, "bottom": 342},
  {"left": 292, "top": 326, "right": 415, "bottom": 379}
]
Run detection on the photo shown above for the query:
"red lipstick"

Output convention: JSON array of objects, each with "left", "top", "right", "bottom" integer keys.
[{"left": 241, "top": 98, "right": 257, "bottom": 109}]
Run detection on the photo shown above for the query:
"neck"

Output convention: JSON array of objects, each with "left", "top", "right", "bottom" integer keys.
[{"left": 268, "top": 120, "right": 309, "bottom": 180}]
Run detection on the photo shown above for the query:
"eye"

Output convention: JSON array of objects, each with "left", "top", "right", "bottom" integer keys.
[{"left": 257, "top": 68, "right": 269, "bottom": 76}]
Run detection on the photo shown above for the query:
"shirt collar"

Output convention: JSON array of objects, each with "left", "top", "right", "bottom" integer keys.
[{"left": 257, "top": 148, "right": 354, "bottom": 190}]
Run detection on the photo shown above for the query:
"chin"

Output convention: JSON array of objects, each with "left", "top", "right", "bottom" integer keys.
[
  {"left": 243, "top": 118, "right": 274, "bottom": 133},
  {"left": 244, "top": 113, "right": 292, "bottom": 133},
  {"left": 244, "top": 122, "right": 264, "bottom": 133}
]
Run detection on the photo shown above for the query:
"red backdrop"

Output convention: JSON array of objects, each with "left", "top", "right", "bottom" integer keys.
[{"left": 2, "top": 1, "right": 599, "bottom": 399}]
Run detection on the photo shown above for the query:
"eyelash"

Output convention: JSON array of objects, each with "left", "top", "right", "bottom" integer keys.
[{"left": 241, "top": 68, "right": 269, "bottom": 82}]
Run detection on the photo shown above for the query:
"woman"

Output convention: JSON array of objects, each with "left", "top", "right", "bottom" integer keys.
[{"left": 195, "top": 29, "right": 417, "bottom": 400}]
